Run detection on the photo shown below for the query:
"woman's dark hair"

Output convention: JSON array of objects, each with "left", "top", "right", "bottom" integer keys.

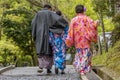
[
  {"left": 43, "top": 4, "right": 52, "bottom": 9},
  {"left": 56, "top": 10, "right": 62, "bottom": 16},
  {"left": 75, "top": 4, "right": 84, "bottom": 13}
]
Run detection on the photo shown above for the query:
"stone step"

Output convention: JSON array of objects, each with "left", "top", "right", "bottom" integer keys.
[
  {"left": 0, "top": 65, "right": 15, "bottom": 74},
  {"left": 0, "top": 65, "right": 102, "bottom": 80}
]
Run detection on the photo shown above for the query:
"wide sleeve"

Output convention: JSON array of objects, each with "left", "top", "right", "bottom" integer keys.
[
  {"left": 31, "top": 14, "right": 38, "bottom": 41},
  {"left": 87, "top": 17, "right": 98, "bottom": 43},
  {"left": 65, "top": 19, "right": 74, "bottom": 47}
]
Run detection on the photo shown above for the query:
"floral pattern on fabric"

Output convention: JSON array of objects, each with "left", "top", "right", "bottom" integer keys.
[
  {"left": 66, "top": 14, "right": 98, "bottom": 74},
  {"left": 73, "top": 48, "right": 92, "bottom": 74},
  {"left": 66, "top": 14, "right": 97, "bottom": 48},
  {"left": 49, "top": 26, "right": 68, "bottom": 70}
]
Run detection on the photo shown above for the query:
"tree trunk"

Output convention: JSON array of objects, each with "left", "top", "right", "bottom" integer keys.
[
  {"left": 99, "top": 11, "right": 108, "bottom": 52},
  {"left": 0, "top": 26, "right": 1, "bottom": 40},
  {"left": 30, "top": 37, "right": 38, "bottom": 66},
  {"left": 31, "top": 53, "right": 38, "bottom": 66},
  {"left": 98, "top": 36, "right": 102, "bottom": 54}
]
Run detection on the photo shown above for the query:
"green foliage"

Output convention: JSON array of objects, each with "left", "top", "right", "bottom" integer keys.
[
  {"left": 0, "top": 0, "right": 37, "bottom": 66},
  {"left": 106, "top": 40, "right": 120, "bottom": 75},
  {"left": 98, "top": 18, "right": 114, "bottom": 33},
  {"left": 106, "top": 0, "right": 116, "bottom": 16},
  {"left": 2, "top": 1, "right": 34, "bottom": 55},
  {"left": 93, "top": 40, "right": 120, "bottom": 75},
  {"left": 111, "top": 24, "right": 120, "bottom": 45},
  {"left": 0, "top": 38, "right": 19, "bottom": 66},
  {"left": 111, "top": 13, "right": 120, "bottom": 45},
  {"left": 92, "top": 52, "right": 107, "bottom": 66},
  {"left": 104, "top": 18, "right": 114, "bottom": 32},
  {"left": 16, "top": 55, "right": 33, "bottom": 66},
  {"left": 92, "top": 0, "right": 115, "bottom": 52},
  {"left": 112, "top": 13, "right": 120, "bottom": 23},
  {"left": 92, "top": 0, "right": 108, "bottom": 14}
]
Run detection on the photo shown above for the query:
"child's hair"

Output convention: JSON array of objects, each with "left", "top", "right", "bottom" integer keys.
[{"left": 56, "top": 10, "right": 62, "bottom": 16}]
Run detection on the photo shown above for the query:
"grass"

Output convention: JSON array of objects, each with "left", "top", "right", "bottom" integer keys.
[
  {"left": 92, "top": 52, "right": 107, "bottom": 66},
  {"left": 92, "top": 40, "right": 120, "bottom": 75}
]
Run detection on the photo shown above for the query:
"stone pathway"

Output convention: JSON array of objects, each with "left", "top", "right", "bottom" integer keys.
[
  {"left": 0, "top": 67, "right": 3, "bottom": 69},
  {"left": 0, "top": 65, "right": 81, "bottom": 80},
  {"left": 0, "top": 65, "right": 101, "bottom": 80}
]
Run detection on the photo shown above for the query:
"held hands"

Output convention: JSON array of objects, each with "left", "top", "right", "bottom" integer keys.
[{"left": 95, "top": 20, "right": 100, "bottom": 26}]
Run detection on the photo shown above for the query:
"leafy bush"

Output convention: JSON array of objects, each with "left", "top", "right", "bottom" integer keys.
[
  {"left": 16, "top": 55, "right": 33, "bottom": 67},
  {"left": 0, "top": 39, "right": 19, "bottom": 66}
]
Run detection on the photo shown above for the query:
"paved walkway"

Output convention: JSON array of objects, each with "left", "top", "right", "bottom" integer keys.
[
  {"left": 0, "top": 65, "right": 81, "bottom": 80},
  {"left": 0, "top": 65, "right": 101, "bottom": 80},
  {"left": 0, "top": 67, "right": 3, "bottom": 69}
]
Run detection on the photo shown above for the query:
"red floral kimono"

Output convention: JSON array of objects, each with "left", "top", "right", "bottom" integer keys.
[{"left": 66, "top": 13, "right": 98, "bottom": 74}]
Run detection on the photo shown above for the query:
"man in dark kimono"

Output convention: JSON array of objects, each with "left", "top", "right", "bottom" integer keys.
[{"left": 31, "top": 4, "right": 68, "bottom": 74}]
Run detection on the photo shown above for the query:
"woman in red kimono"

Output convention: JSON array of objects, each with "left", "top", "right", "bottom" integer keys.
[{"left": 66, "top": 4, "right": 98, "bottom": 79}]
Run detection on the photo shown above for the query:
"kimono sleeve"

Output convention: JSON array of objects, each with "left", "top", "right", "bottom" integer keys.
[
  {"left": 65, "top": 19, "right": 74, "bottom": 47},
  {"left": 87, "top": 17, "right": 98, "bottom": 43}
]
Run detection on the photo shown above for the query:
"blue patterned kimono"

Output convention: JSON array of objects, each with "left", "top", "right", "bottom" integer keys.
[{"left": 49, "top": 26, "right": 68, "bottom": 70}]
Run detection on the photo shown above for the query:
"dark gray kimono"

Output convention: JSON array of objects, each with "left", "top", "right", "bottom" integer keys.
[{"left": 32, "top": 9, "right": 68, "bottom": 56}]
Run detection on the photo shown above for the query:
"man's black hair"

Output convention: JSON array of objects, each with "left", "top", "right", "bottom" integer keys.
[
  {"left": 75, "top": 4, "right": 84, "bottom": 13},
  {"left": 43, "top": 4, "right": 52, "bottom": 9}
]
